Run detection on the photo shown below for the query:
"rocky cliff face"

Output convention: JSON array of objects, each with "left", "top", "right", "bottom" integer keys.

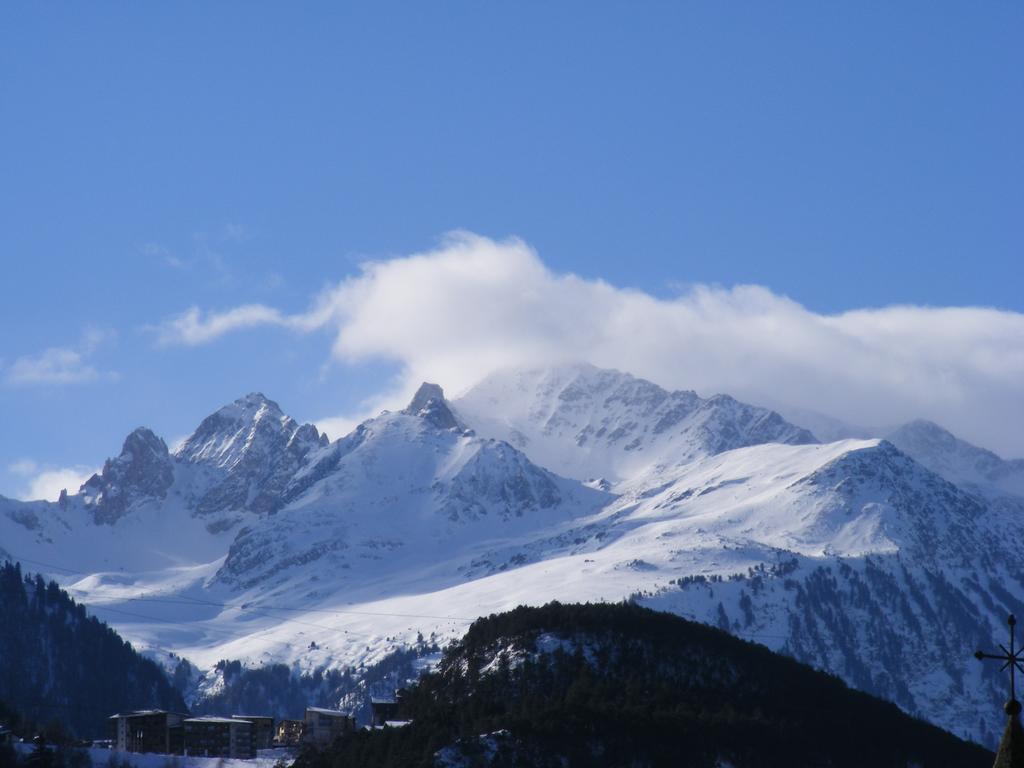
[
  {"left": 213, "top": 389, "right": 608, "bottom": 591},
  {"left": 175, "top": 392, "right": 328, "bottom": 515},
  {"left": 81, "top": 427, "right": 174, "bottom": 524},
  {"left": 404, "top": 382, "right": 462, "bottom": 430}
]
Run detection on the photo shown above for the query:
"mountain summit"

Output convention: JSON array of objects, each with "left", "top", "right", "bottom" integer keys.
[
  {"left": 887, "top": 419, "right": 1024, "bottom": 499},
  {"left": 176, "top": 392, "right": 328, "bottom": 515},
  {"left": 453, "top": 363, "right": 816, "bottom": 483},
  {"left": 177, "top": 392, "right": 325, "bottom": 469},
  {"left": 81, "top": 427, "right": 173, "bottom": 524},
  {"left": 403, "top": 382, "right": 461, "bottom": 430}
]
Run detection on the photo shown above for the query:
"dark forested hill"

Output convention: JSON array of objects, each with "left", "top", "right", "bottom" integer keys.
[
  {"left": 0, "top": 561, "right": 185, "bottom": 738},
  {"left": 295, "top": 602, "right": 993, "bottom": 768}
]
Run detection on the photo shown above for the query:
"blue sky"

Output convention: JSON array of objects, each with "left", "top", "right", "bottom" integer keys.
[{"left": 2, "top": 2, "right": 1022, "bottom": 498}]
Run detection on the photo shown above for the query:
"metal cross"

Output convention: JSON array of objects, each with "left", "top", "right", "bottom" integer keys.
[{"left": 976, "top": 614, "right": 1024, "bottom": 713}]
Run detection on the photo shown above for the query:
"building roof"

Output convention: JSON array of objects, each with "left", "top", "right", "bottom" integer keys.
[
  {"left": 306, "top": 707, "right": 350, "bottom": 717},
  {"left": 109, "top": 710, "right": 175, "bottom": 719},
  {"left": 184, "top": 716, "right": 246, "bottom": 725},
  {"left": 368, "top": 720, "right": 412, "bottom": 731},
  {"left": 370, "top": 697, "right": 397, "bottom": 705},
  {"left": 232, "top": 715, "right": 273, "bottom": 720},
  {"left": 994, "top": 708, "right": 1024, "bottom": 768}
]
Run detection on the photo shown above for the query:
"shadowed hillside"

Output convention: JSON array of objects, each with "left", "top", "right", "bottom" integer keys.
[{"left": 295, "top": 602, "right": 993, "bottom": 768}]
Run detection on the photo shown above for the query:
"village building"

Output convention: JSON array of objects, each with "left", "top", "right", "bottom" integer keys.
[
  {"left": 108, "top": 710, "right": 185, "bottom": 754},
  {"left": 369, "top": 697, "right": 400, "bottom": 727},
  {"left": 303, "top": 707, "right": 355, "bottom": 746},
  {"left": 275, "top": 718, "right": 304, "bottom": 746},
  {"left": 0, "top": 726, "right": 14, "bottom": 746},
  {"left": 232, "top": 715, "right": 274, "bottom": 750},
  {"left": 183, "top": 716, "right": 255, "bottom": 759}
]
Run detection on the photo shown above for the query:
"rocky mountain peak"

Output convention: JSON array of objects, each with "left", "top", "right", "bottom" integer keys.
[
  {"left": 121, "top": 426, "right": 170, "bottom": 460},
  {"left": 889, "top": 418, "right": 956, "bottom": 446},
  {"left": 231, "top": 391, "right": 284, "bottom": 419},
  {"left": 177, "top": 393, "right": 295, "bottom": 468},
  {"left": 406, "top": 382, "right": 446, "bottom": 412},
  {"left": 81, "top": 427, "right": 174, "bottom": 524},
  {"left": 173, "top": 393, "right": 327, "bottom": 515},
  {"left": 290, "top": 422, "right": 330, "bottom": 450},
  {"left": 404, "top": 382, "right": 460, "bottom": 430},
  {"left": 239, "top": 391, "right": 275, "bottom": 405}
]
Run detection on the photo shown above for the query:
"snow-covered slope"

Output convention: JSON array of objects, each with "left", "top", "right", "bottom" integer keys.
[
  {"left": 0, "top": 444, "right": 238, "bottom": 576},
  {"left": 0, "top": 382, "right": 611, "bottom": 670},
  {"left": 771, "top": 409, "right": 1024, "bottom": 503},
  {"left": 1, "top": 366, "right": 1022, "bottom": 747},
  {"left": 452, "top": 364, "right": 816, "bottom": 484},
  {"left": 214, "top": 389, "right": 608, "bottom": 592}
]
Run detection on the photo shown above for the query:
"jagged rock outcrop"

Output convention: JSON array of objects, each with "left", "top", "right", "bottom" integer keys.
[
  {"left": 404, "top": 382, "right": 462, "bottom": 430},
  {"left": 81, "top": 427, "right": 174, "bottom": 524},
  {"left": 214, "top": 401, "right": 607, "bottom": 589},
  {"left": 176, "top": 392, "right": 328, "bottom": 515}
]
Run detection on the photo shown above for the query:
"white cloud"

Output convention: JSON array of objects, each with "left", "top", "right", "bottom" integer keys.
[
  {"left": 5, "top": 328, "right": 117, "bottom": 386},
  {"left": 7, "top": 348, "right": 99, "bottom": 385},
  {"left": 17, "top": 465, "right": 97, "bottom": 502},
  {"left": 312, "top": 415, "right": 358, "bottom": 444},
  {"left": 156, "top": 303, "right": 328, "bottom": 346},
  {"left": 7, "top": 459, "right": 38, "bottom": 477},
  {"left": 158, "top": 232, "right": 1024, "bottom": 458},
  {"left": 157, "top": 305, "right": 288, "bottom": 345}
]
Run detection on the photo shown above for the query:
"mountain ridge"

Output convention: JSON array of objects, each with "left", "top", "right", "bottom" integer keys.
[
  {"left": 452, "top": 364, "right": 817, "bottom": 484},
  {"left": 0, "top": 363, "right": 1019, "bottom": 747}
]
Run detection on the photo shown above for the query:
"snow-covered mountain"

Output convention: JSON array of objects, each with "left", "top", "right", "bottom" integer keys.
[
  {"left": 214, "top": 385, "right": 608, "bottom": 592},
  {"left": 886, "top": 419, "right": 1024, "bottom": 500},
  {"left": 1, "top": 365, "right": 1021, "bottom": 746},
  {"left": 81, "top": 427, "right": 176, "bottom": 524},
  {"left": 764, "top": 407, "right": 1024, "bottom": 502},
  {"left": 452, "top": 364, "right": 816, "bottom": 484},
  {"left": 177, "top": 392, "right": 330, "bottom": 516}
]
